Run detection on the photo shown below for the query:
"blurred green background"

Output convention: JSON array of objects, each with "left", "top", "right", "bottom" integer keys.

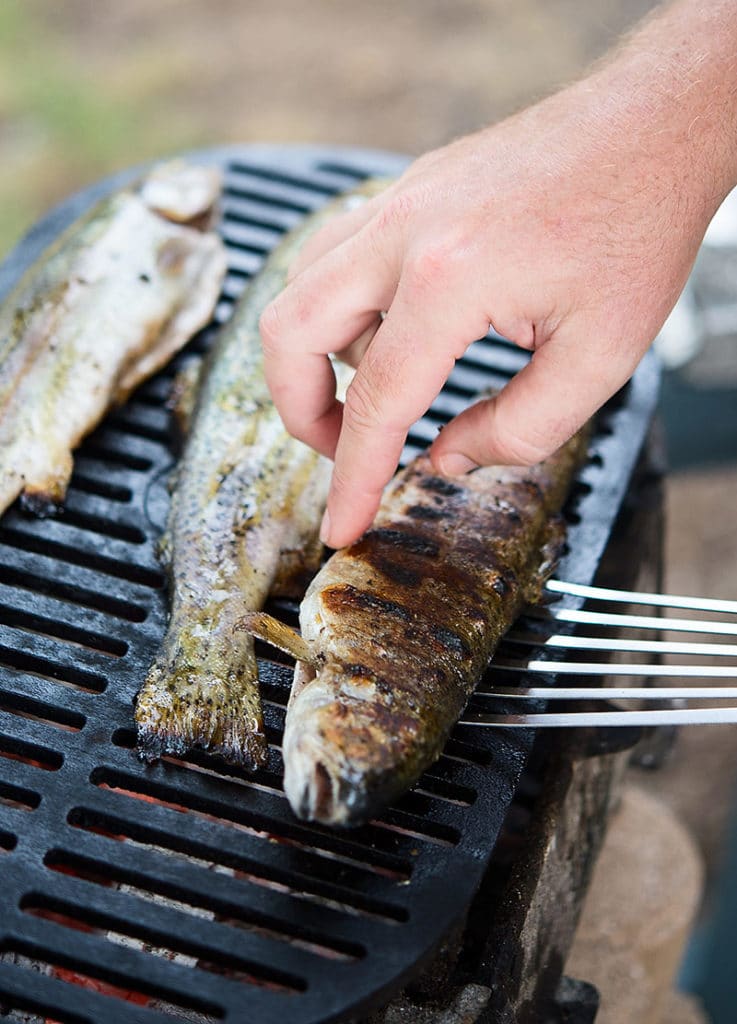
[{"left": 1, "top": 0, "right": 654, "bottom": 258}]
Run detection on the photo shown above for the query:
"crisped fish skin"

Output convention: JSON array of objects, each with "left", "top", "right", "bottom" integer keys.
[
  {"left": 0, "top": 162, "right": 225, "bottom": 516},
  {"left": 135, "top": 186, "right": 386, "bottom": 769},
  {"left": 283, "top": 434, "right": 587, "bottom": 826}
]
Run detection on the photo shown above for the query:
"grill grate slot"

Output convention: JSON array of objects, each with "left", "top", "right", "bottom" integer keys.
[
  {"left": 66, "top": 808, "right": 410, "bottom": 924},
  {"left": 0, "top": 562, "right": 149, "bottom": 624},
  {"left": 0, "top": 528, "right": 164, "bottom": 589},
  {"left": 0, "top": 600, "right": 127, "bottom": 657},
  {"left": 0, "top": 144, "right": 660, "bottom": 1024},
  {"left": 0, "top": 830, "right": 17, "bottom": 850},
  {"left": 218, "top": 206, "right": 290, "bottom": 238},
  {"left": 90, "top": 766, "right": 416, "bottom": 880},
  {"left": 0, "top": 689, "right": 84, "bottom": 733},
  {"left": 220, "top": 183, "right": 312, "bottom": 216},
  {"left": 0, "top": 946, "right": 223, "bottom": 1023},
  {"left": 315, "top": 161, "right": 371, "bottom": 182},
  {"left": 105, "top": 413, "right": 173, "bottom": 448},
  {"left": 0, "top": 640, "right": 108, "bottom": 694},
  {"left": 20, "top": 893, "right": 308, "bottom": 995},
  {"left": 45, "top": 826, "right": 385, "bottom": 953},
  {"left": 228, "top": 161, "right": 344, "bottom": 196},
  {"left": 0, "top": 780, "right": 41, "bottom": 811},
  {"left": 78, "top": 442, "right": 154, "bottom": 473},
  {"left": 215, "top": 228, "right": 271, "bottom": 260},
  {"left": 70, "top": 473, "right": 133, "bottom": 504},
  {"left": 0, "top": 734, "right": 62, "bottom": 771},
  {"left": 43, "top": 850, "right": 365, "bottom": 963}
]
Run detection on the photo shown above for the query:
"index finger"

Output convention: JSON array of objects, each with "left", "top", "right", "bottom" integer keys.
[
  {"left": 322, "top": 276, "right": 489, "bottom": 547},
  {"left": 286, "top": 196, "right": 378, "bottom": 283},
  {"left": 260, "top": 229, "right": 398, "bottom": 458}
]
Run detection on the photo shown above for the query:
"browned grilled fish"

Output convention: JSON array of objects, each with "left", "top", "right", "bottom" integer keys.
[{"left": 280, "top": 436, "right": 587, "bottom": 826}]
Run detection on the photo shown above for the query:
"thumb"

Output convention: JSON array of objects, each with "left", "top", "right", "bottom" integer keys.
[{"left": 430, "top": 327, "right": 642, "bottom": 472}]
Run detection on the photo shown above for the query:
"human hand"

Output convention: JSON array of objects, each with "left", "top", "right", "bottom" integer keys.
[{"left": 260, "top": 3, "right": 737, "bottom": 548}]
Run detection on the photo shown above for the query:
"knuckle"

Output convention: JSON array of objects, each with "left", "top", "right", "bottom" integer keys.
[
  {"left": 492, "top": 427, "right": 554, "bottom": 467},
  {"left": 330, "top": 461, "right": 383, "bottom": 508},
  {"left": 343, "top": 375, "right": 383, "bottom": 434},
  {"left": 260, "top": 287, "right": 316, "bottom": 354},
  {"left": 405, "top": 243, "right": 451, "bottom": 291},
  {"left": 404, "top": 229, "right": 470, "bottom": 293},
  {"left": 373, "top": 191, "right": 418, "bottom": 235},
  {"left": 258, "top": 300, "right": 285, "bottom": 353},
  {"left": 278, "top": 406, "right": 304, "bottom": 440},
  {"left": 328, "top": 463, "right": 355, "bottom": 502}
]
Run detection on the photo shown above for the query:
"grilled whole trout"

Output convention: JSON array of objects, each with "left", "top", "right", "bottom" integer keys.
[
  {"left": 283, "top": 436, "right": 587, "bottom": 826},
  {"left": 0, "top": 161, "right": 225, "bottom": 517},
  {"left": 134, "top": 188, "right": 384, "bottom": 769}
]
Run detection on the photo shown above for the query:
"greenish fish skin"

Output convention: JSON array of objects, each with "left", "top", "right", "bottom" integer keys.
[
  {"left": 0, "top": 161, "right": 226, "bottom": 517},
  {"left": 135, "top": 184, "right": 387, "bottom": 769}
]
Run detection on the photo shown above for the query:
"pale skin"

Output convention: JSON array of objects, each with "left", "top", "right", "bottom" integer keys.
[{"left": 260, "top": 0, "right": 737, "bottom": 549}]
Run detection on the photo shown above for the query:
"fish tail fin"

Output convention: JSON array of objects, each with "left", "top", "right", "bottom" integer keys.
[
  {"left": 135, "top": 647, "right": 267, "bottom": 769},
  {"left": 19, "top": 450, "right": 74, "bottom": 516}
]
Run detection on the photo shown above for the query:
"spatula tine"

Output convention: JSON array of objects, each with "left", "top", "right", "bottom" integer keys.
[
  {"left": 492, "top": 659, "right": 737, "bottom": 677},
  {"left": 547, "top": 579, "right": 737, "bottom": 616},
  {"left": 459, "top": 707, "right": 737, "bottom": 727},
  {"left": 503, "top": 633, "right": 737, "bottom": 657},
  {"left": 528, "top": 607, "right": 737, "bottom": 637},
  {"left": 477, "top": 685, "right": 737, "bottom": 700}
]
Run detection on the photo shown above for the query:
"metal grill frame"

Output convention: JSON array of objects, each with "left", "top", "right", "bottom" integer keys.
[{"left": 0, "top": 144, "right": 660, "bottom": 1024}]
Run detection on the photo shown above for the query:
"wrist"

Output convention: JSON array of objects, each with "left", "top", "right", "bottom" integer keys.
[{"left": 582, "top": 1, "right": 737, "bottom": 223}]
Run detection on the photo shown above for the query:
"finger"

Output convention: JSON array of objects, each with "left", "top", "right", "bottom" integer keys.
[
  {"left": 430, "top": 324, "right": 642, "bottom": 472},
  {"left": 260, "top": 231, "right": 399, "bottom": 455},
  {"left": 322, "top": 277, "right": 490, "bottom": 548},
  {"left": 287, "top": 198, "right": 378, "bottom": 282},
  {"left": 338, "top": 315, "right": 382, "bottom": 368}
]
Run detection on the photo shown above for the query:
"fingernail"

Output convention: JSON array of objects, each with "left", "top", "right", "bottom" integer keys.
[
  {"left": 437, "top": 453, "right": 479, "bottom": 476},
  {"left": 319, "top": 508, "right": 332, "bottom": 546}
]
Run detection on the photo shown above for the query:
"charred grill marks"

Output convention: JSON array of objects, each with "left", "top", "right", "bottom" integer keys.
[
  {"left": 323, "top": 584, "right": 411, "bottom": 623},
  {"left": 418, "top": 476, "right": 464, "bottom": 497},
  {"left": 405, "top": 504, "right": 444, "bottom": 521},
  {"left": 355, "top": 527, "right": 440, "bottom": 559}
]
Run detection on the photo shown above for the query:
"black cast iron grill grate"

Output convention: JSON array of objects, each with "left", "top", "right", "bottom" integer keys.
[{"left": 0, "top": 145, "right": 659, "bottom": 1024}]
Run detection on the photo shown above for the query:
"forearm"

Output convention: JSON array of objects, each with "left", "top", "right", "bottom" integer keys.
[{"left": 575, "top": 0, "right": 737, "bottom": 219}]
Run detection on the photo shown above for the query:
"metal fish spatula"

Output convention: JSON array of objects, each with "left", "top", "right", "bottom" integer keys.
[{"left": 460, "top": 579, "right": 737, "bottom": 728}]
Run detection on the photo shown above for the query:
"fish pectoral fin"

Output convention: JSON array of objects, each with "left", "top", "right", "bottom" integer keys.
[{"left": 237, "top": 611, "right": 317, "bottom": 667}]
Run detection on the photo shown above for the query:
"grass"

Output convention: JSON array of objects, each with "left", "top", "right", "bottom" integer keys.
[{"left": 0, "top": 1, "right": 197, "bottom": 257}]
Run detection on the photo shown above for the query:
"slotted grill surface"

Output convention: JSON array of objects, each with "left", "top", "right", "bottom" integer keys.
[{"left": 0, "top": 145, "right": 659, "bottom": 1024}]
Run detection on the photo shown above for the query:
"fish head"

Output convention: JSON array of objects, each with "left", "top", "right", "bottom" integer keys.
[{"left": 282, "top": 660, "right": 433, "bottom": 828}]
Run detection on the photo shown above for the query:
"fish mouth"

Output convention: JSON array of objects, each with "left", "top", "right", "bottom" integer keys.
[
  {"left": 283, "top": 728, "right": 340, "bottom": 824},
  {"left": 283, "top": 727, "right": 373, "bottom": 827},
  {"left": 297, "top": 759, "right": 337, "bottom": 822}
]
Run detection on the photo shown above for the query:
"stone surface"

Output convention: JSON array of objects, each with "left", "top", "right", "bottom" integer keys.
[
  {"left": 369, "top": 984, "right": 492, "bottom": 1024},
  {"left": 628, "top": 466, "right": 737, "bottom": 894},
  {"left": 566, "top": 787, "right": 704, "bottom": 1024},
  {"left": 659, "top": 991, "right": 710, "bottom": 1024}
]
